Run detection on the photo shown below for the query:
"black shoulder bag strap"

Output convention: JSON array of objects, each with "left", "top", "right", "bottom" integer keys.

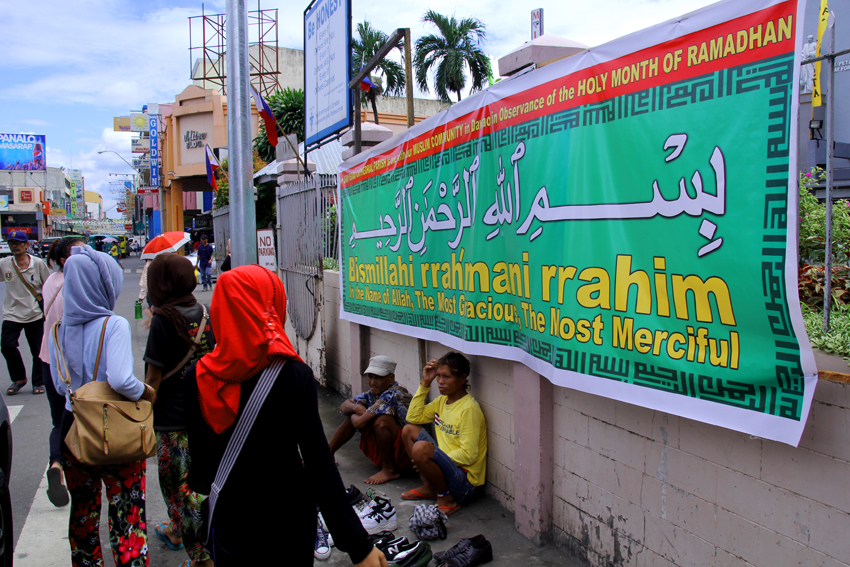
[{"left": 201, "top": 357, "right": 286, "bottom": 546}]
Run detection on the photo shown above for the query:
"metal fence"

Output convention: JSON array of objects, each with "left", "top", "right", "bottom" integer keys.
[
  {"left": 212, "top": 205, "right": 230, "bottom": 266},
  {"left": 277, "top": 174, "right": 338, "bottom": 339}
]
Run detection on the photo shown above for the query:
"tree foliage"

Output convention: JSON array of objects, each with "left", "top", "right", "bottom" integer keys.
[
  {"left": 351, "top": 21, "right": 406, "bottom": 124},
  {"left": 252, "top": 88, "right": 305, "bottom": 163},
  {"left": 413, "top": 10, "right": 491, "bottom": 103},
  {"left": 799, "top": 166, "right": 850, "bottom": 263}
]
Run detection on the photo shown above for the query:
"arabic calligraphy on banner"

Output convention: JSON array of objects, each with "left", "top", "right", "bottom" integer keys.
[{"left": 338, "top": 0, "right": 816, "bottom": 446}]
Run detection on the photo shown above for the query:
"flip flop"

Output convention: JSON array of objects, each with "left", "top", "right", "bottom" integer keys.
[
  {"left": 6, "top": 381, "right": 25, "bottom": 395},
  {"left": 154, "top": 523, "right": 184, "bottom": 550},
  {"left": 438, "top": 504, "right": 461, "bottom": 516},
  {"left": 401, "top": 488, "right": 434, "bottom": 501},
  {"left": 46, "top": 466, "right": 69, "bottom": 507},
  {"left": 32, "top": 386, "right": 45, "bottom": 395}
]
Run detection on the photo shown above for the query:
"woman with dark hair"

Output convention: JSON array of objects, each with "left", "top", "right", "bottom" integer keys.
[
  {"left": 401, "top": 351, "right": 487, "bottom": 516},
  {"left": 48, "top": 245, "right": 154, "bottom": 567},
  {"left": 38, "top": 235, "right": 86, "bottom": 507},
  {"left": 183, "top": 265, "right": 388, "bottom": 566},
  {"left": 143, "top": 253, "right": 215, "bottom": 567}
]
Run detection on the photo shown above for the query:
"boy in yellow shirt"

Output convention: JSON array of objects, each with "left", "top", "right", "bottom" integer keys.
[{"left": 401, "top": 352, "right": 487, "bottom": 516}]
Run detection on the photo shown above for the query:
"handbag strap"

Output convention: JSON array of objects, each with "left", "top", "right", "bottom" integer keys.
[
  {"left": 52, "top": 317, "right": 110, "bottom": 392},
  {"left": 44, "top": 281, "right": 63, "bottom": 319},
  {"left": 162, "top": 305, "right": 208, "bottom": 381},
  {"left": 11, "top": 255, "right": 42, "bottom": 306},
  {"left": 204, "top": 357, "right": 286, "bottom": 541}
]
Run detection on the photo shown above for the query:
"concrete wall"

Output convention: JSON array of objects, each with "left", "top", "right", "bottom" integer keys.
[{"left": 289, "top": 270, "right": 850, "bottom": 567}]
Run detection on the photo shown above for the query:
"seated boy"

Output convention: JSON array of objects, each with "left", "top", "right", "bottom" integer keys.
[
  {"left": 329, "top": 355, "right": 413, "bottom": 484},
  {"left": 401, "top": 352, "right": 487, "bottom": 516}
]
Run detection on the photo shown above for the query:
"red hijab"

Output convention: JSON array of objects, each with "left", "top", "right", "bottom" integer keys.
[{"left": 196, "top": 265, "right": 302, "bottom": 433}]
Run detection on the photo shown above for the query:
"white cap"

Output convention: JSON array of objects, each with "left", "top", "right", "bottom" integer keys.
[{"left": 364, "top": 355, "right": 397, "bottom": 377}]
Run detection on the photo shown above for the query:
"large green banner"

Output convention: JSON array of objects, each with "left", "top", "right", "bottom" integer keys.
[{"left": 339, "top": 0, "right": 816, "bottom": 445}]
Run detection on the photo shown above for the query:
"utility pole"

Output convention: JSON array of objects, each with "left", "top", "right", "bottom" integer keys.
[{"left": 226, "top": 0, "right": 258, "bottom": 267}]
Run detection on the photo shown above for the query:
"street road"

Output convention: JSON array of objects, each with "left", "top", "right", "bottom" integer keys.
[{"left": 3, "top": 254, "right": 216, "bottom": 566}]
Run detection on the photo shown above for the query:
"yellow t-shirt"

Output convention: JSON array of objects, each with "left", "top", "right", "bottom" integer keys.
[{"left": 406, "top": 384, "right": 487, "bottom": 486}]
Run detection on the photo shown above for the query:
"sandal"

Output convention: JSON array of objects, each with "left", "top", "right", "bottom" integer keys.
[
  {"left": 32, "top": 386, "right": 45, "bottom": 395},
  {"left": 438, "top": 503, "right": 461, "bottom": 516},
  {"left": 6, "top": 381, "right": 26, "bottom": 395},
  {"left": 154, "top": 523, "right": 184, "bottom": 550},
  {"left": 402, "top": 488, "right": 434, "bottom": 501},
  {"left": 46, "top": 465, "right": 69, "bottom": 507}
]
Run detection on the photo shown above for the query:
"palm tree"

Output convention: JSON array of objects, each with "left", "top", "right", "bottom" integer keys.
[
  {"left": 351, "top": 21, "right": 405, "bottom": 124},
  {"left": 414, "top": 10, "right": 491, "bottom": 103}
]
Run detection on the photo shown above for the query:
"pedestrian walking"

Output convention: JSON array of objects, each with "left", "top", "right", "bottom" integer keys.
[
  {"left": 48, "top": 245, "right": 154, "bottom": 567},
  {"left": 196, "top": 235, "right": 213, "bottom": 291},
  {"left": 1, "top": 230, "right": 50, "bottom": 395},
  {"left": 143, "top": 253, "right": 215, "bottom": 567},
  {"left": 219, "top": 238, "right": 231, "bottom": 273},
  {"left": 39, "top": 236, "right": 86, "bottom": 507},
  {"left": 109, "top": 241, "right": 124, "bottom": 269},
  {"left": 184, "top": 265, "right": 388, "bottom": 567}
]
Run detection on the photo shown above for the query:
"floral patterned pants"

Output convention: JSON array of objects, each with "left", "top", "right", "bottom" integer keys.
[
  {"left": 64, "top": 458, "right": 148, "bottom": 567},
  {"left": 157, "top": 431, "right": 210, "bottom": 562}
]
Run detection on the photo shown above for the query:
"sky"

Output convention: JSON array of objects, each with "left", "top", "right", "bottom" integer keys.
[{"left": 0, "top": 0, "right": 720, "bottom": 217}]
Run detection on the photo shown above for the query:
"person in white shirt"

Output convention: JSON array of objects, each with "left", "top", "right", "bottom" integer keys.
[{"left": 0, "top": 230, "right": 50, "bottom": 395}]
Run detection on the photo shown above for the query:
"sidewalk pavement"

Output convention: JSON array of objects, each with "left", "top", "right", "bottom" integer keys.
[{"left": 314, "top": 385, "right": 580, "bottom": 567}]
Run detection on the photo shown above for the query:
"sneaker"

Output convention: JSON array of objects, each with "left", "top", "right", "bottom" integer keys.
[
  {"left": 377, "top": 536, "right": 409, "bottom": 555},
  {"left": 357, "top": 495, "right": 393, "bottom": 518},
  {"left": 314, "top": 518, "right": 331, "bottom": 560},
  {"left": 360, "top": 500, "right": 398, "bottom": 534},
  {"left": 346, "top": 484, "right": 364, "bottom": 506},
  {"left": 367, "top": 531, "right": 397, "bottom": 546},
  {"left": 392, "top": 541, "right": 433, "bottom": 567},
  {"left": 317, "top": 512, "right": 334, "bottom": 546},
  {"left": 386, "top": 540, "right": 425, "bottom": 564}
]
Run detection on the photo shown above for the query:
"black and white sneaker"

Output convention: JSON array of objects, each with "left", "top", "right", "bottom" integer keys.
[
  {"left": 360, "top": 499, "right": 398, "bottom": 534},
  {"left": 376, "top": 536, "right": 409, "bottom": 555}
]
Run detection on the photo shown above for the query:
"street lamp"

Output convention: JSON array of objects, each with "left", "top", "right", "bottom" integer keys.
[{"left": 97, "top": 150, "right": 137, "bottom": 172}]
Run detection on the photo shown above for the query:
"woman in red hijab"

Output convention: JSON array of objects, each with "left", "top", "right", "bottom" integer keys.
[{"left": 183, "top": 265, "right": 387, "bottom": 566}]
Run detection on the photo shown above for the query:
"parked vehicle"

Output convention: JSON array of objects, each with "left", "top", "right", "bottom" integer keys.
[
  {"left": 40, "top": 237, "right": 61, "bottom": 258},
  {"left": 0, "top": 241, "right": 9, "bottom": 258}
]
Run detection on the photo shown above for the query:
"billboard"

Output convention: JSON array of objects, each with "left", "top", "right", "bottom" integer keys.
[
  {"left": 0, "top": 134, "right": 45, "bottom": 171},
  {"left": 149, "top": 115, "right": 160, "bottom": 188},
  {"left": 113, "top": 117, "right": 131, "bottom": 132},
  {"left": 130, "top": 113, "right": 149, "bottom": 132},
  {"left": 339, "top": 0, "right": 815, "bottom": 445},
  {"left": 304, "top": 0, "right": 352, "bottom": 146},
  {"left": 131, "top": 137, "right": 150, "bottom": 153}
]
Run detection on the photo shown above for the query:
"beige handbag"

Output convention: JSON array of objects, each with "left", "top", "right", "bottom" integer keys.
[{"left": 53, "top": 317, "right": 157, "bottom": 466}]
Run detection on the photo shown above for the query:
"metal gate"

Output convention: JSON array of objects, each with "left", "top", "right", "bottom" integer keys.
[
  {"left": 277, "top": 174, "right": 338, "bottom": 339},
  {"left": 211, "top": 205, "right": 230, "bottom": 266}
]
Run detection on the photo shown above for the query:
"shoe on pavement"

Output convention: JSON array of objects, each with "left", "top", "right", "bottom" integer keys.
[
  {"left": 347, "top": 484, "right": 364, "bottom": 506},
  {"left": 441, "top": 536, "right": 492, "bottom": 567},
  {"left": 392, "top": 541, "right": 433, "bottom": 567},
  {"left": 376, "top": 536, "right": 409, "bottom": 555},
  {"left": 433, "top": 535, "right": 487, "bottom": 563},
  {"left": 315, "top": 518, "right": 331, "bottom": 560},
  {"left": 360, "top": 500, "right": 398, "bottom": 534},
  {"left": 386, "top": 540, "right": 425, "bottom": 564},
  {"left": 317, "top": 512, "right": 334, "bottom": 547},
  {"left": 367, "top": 531, "right": 397, "bottom": 546},
  {"left": 357, "top": 495, "right": 392, "bottom": 518}
]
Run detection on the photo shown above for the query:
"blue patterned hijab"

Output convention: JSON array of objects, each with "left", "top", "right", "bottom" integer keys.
[{"left": 58, "top": 245, "right": 123, "bottom": 381}]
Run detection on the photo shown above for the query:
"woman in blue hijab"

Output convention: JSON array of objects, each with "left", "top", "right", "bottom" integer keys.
[{"left": 48, "top": 245, "right": 154, "bottom": 567}]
